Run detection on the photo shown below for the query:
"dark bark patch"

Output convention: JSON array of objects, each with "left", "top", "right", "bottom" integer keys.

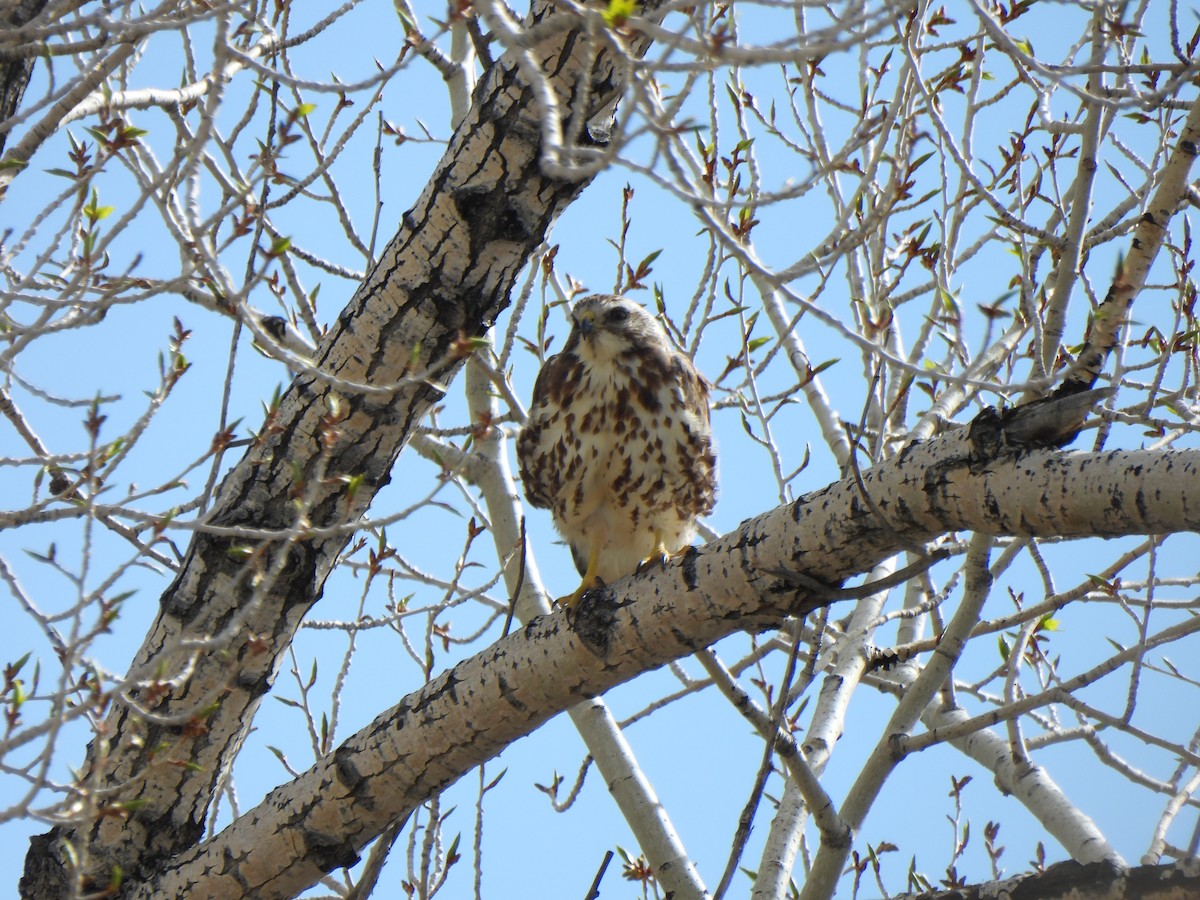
[
  {"left": 496, "top": 674, "right": 527, "bottom": 711},
  {"left": 302, "top": 827, "right": 360, "bottom": 874},
  {"left": 334, "top": 747, "right": 366, "bottom": 795},
  {"left": 453, "top": 185, "right": 532, "bottom": 250},
  {"left": 570, "top": 588, "right": 618, "bottom": 656},
  {"left": 680, "top": 545, "right": 700, "bottom": 591}
]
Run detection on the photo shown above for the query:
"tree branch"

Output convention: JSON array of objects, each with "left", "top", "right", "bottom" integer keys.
[{"left": 127, "top": 426, "right": 1200, "bottom": 898}]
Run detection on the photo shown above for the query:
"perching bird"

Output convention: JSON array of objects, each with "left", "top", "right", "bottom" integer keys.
[{"left": 517, "top": 294, "right": 717, "bottom": 607}]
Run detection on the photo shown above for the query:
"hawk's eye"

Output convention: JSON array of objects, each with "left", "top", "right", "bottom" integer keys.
[{"left": 606, "top": 307, "right": 630, "bottom": 325}]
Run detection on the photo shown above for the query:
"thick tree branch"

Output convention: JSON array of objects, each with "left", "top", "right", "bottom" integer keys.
[{"left": 128, "top": 427, "right": 1200, "bottom": 898}]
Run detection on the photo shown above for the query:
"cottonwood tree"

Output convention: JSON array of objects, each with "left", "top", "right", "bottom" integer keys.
[{"left": 4, "top": 0, "right": 1200, "bottom": 898}]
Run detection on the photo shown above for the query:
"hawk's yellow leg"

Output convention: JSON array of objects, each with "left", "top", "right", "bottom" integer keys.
[
  {"left": 563, "top": 543, "right": 604, "bottom": 609},
  {"left": 562, "top": 533, "right": 678, "bottom": 609}
]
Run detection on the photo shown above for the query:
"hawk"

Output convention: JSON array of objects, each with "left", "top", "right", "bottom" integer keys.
[{"left": 517, "top": 294, "right": 717, "bottom": 606}]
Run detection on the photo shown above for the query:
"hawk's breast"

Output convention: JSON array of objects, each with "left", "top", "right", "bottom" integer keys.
[{"left": 517, "top": 346, "right": 716, "bottom": 583}]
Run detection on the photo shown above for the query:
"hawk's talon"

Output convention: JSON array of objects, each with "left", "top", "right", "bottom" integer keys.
[
  {"left": 636, "top": 538, "right": 672, "bottom": 575},
  {"left": 635, "top": 551, "right": 670, "bottom": 575},
  {"left": 559, "top": 574, "right": 604, "bottom": 610}
]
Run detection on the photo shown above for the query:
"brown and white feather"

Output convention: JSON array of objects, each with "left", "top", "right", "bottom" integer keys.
[{"left": 517, "top": 294, "right": 717, "bottom": 586}]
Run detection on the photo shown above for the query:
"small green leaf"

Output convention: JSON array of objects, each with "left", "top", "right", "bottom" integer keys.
[
  {"left": 636, "top": 248, "right": 662, "bottom": 271},
  {"left": 809, "top": 358, "right": 839, "bottom": 377},
  {"left": 83, "top": 188, "right": 114, "bottom": 222},
  {"left": 394, "top": 6, "right": 416, "bottom": 34},
  {"left": 345, "top": 473, "right": 364, "bottom": 503},
  {"left": 909, "top": 151, "right": 935, "bottom": 171},
  {"left": 446, "top": 831, "right": 462, "bottom": 864},
  {"left": 602, "top": 0, "right": 637, "bottom": 27}
]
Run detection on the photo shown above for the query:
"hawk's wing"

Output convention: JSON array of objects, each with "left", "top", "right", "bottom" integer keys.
[
  {"left": 671, "top": 351, "right": 718, "bottom": 517},
  {"left": 516, "top": 350, "right": 577, "bottom": 510},
  {"left": 673, "top": 351, "right": 713, "bottom": 431}
]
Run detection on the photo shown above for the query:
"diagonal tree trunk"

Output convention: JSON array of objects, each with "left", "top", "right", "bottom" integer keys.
[{"left": 20, "top": 3, "right": 659, "bottom": 893}]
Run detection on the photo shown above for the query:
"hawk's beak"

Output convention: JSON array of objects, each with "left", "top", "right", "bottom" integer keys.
[{"left": 576, "top": 310, "right": 597, "bottom": 337}]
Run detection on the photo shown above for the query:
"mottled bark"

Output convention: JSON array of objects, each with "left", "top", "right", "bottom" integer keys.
[
  {"left": 126, "top": 424, "right": 1200, "bottom": 899},
  {"left": 19, "top": 3, "right": 648, "bottom": 894}
]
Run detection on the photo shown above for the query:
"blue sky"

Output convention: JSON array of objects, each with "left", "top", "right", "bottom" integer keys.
[{"left": 2, "top": 2, "right": 1199, "bottom": 897}]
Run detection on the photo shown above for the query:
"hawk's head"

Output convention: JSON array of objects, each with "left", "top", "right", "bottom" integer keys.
[{"left": 568, "top": 294, "right": 670, "bottom": 365}]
